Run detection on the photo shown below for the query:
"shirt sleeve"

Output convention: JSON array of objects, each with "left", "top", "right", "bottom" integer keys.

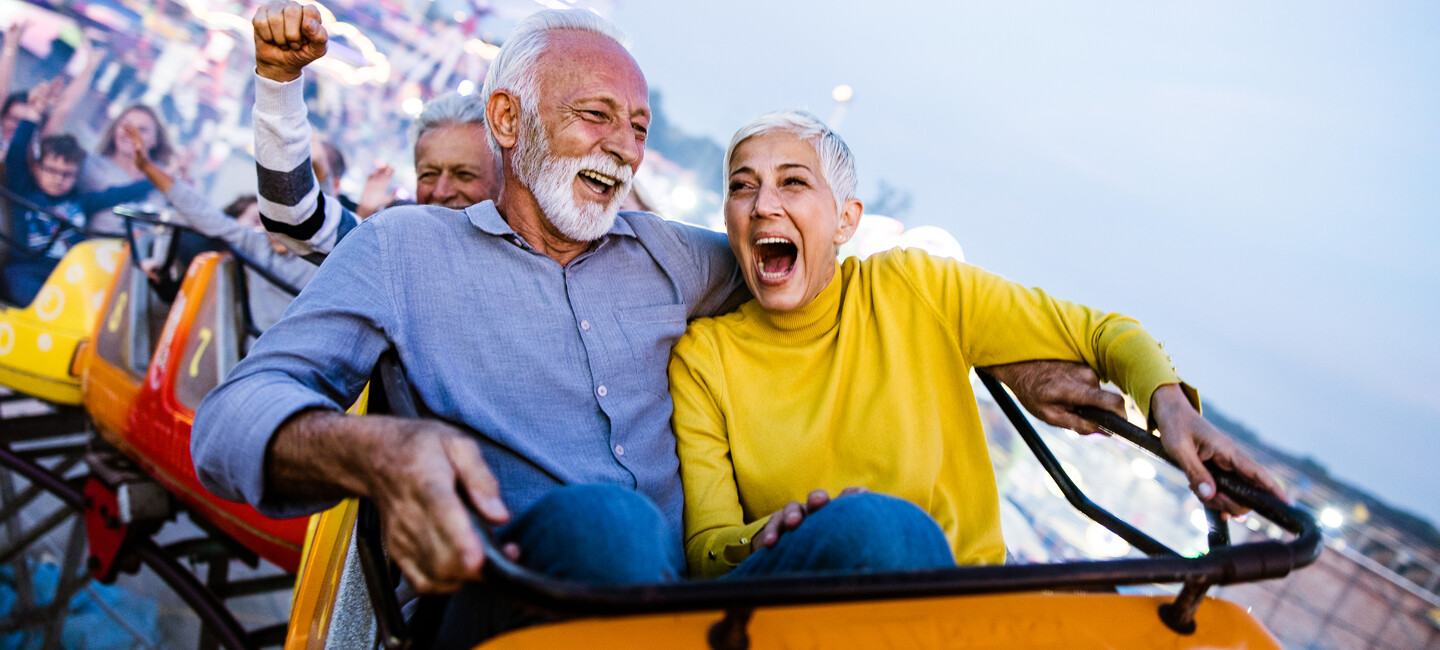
[
  {"left": 252, "top": 72, "right": 357, "bottom": 257},
  {"left": 5, "top": 120, "right": 38, "bottom": 193},
  {"left": 668, "top": 221, "right": 750, "bottom": 319},
  {"left": 163, "top": 181, "right": 314, "bottom": 292},
  {"left": 893, "top": 249, "right": 1195, "bottom": 420},
  {"left": 76, "top": 179, "right": 154, "bottom": 215},
  {"left": 669, "top": 326, "right": 771, "bottom": 578},
  {"left": 192, "top": 219, "right": 395, "bottom": 518}
]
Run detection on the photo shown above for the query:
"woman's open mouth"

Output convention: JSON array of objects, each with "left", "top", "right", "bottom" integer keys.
[
  {"left": 754, "top": 236, "right": 798, "bottom": 283},
  {"left": 578, "top": 169, "right": 618, "bottom": 197}
]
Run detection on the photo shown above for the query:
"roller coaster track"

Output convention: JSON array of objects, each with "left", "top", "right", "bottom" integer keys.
[{"left": 0, "top": 393, "right": 285, "bottom": 649}]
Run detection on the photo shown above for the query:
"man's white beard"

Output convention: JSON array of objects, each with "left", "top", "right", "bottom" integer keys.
[{"left": 513, "top": 110, "right": 634, "bottom": 242}]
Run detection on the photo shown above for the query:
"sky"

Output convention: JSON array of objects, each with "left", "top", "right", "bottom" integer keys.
[{"left": 575, "top": 1, "right": 1440, "bottom": 525}]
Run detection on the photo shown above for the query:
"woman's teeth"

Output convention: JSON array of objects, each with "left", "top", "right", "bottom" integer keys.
[{"left": 753, "top": 237, "right": 798, "bottom": 280}]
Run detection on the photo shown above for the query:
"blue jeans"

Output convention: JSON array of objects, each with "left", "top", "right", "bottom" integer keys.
[
  {"left": 431, "top": 484, "right": 679, "bottom": 648},
  {"left": 726, "top": 493, "right": 955, "bottom": 578}
]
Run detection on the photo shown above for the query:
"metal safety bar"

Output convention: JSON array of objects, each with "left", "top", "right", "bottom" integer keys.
[
  {"left": 358, "top": 353, "right": 1321, "bottom": 644},
  {"left": 0, "top": 185, "right": 85, "bottom": 260},
  {"left": 113, "top": 207, "right": 303, "bottom": 297}
]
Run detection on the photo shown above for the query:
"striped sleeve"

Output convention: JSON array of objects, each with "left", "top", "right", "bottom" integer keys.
[{"left": 252, "top": 72, "right": 357, "bottom": 258}]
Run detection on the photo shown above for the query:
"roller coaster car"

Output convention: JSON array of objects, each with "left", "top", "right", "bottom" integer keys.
[
  {"left": 82, "top": 241, "right": 308, "bottom": 575},
  {"left": 0, "top": 187, "right": 126, "bottom": 406},
  {"left": 1, "top": 209, "right": 305, "bottom": 647},
  {"left": 284, "top": 355, "right": 1322, "bottom": 650},
  {"left": 0, "top": 238, "right": 124, "bottom": 405}
]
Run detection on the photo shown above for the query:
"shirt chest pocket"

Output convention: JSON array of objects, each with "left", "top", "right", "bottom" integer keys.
[{"left": 616, "top": 304, "right": 688, "bottom": 396}]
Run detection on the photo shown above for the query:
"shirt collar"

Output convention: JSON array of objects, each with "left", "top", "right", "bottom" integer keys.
[{"left": 465, "top": 200, "right": 639, "bottom": 240}]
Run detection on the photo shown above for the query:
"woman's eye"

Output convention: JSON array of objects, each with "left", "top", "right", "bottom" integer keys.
[
  {"left": 728, "top": 181, "right": 753, "bottom": 193},
  {"left": 783, "top": 177, "right": 809, "bottom": 187}
]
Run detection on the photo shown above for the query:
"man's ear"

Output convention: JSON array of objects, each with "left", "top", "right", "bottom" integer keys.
[
  {"left": 834, "top": 198, "right": 864, "bottom": 245},
  {"left": 487, "top": 89, "right": 522, "bottom": 150}
]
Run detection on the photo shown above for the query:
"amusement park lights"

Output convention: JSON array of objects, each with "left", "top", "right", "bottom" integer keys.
[
  {"left": 670, "top": 185, "right": 698, "bottom": 211},
  {"left": 1129, "top": 458, "right": 1157, "bottom": 481},
  {"left": 1190, "top": 508, "right": 1210, "bottom": 532}
]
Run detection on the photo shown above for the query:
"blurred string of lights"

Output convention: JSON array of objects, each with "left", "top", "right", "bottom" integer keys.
[{"left": 170, "top": 0, "right": 391, "bottom": 86}]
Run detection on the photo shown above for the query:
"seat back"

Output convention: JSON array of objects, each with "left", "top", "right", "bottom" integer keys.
[{"left": 286, "top": 387, "right": 379, "bottom": 650}]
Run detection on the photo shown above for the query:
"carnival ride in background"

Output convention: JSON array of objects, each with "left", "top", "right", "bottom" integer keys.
[
  {"left": 0, "top": 189, "right": 304, "bottom": 648},
  {"left": 0, "top": 187, "right": 1320, "bottom": 649}
]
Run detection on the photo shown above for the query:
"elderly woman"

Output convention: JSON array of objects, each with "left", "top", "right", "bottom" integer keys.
[{"left": 669, "top": 110, "right": 1280, "bottom": 580}]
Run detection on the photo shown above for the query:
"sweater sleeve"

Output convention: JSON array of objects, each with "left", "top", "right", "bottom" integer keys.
[
  {"left": 252, "top": 73, "right": 357, "bottom": 257},
  {"left": 669, "top": 326, "right": 771, "bottom": 578},
  {"left": 894, "top": 249, "right": 1194, "bottom": 420}
]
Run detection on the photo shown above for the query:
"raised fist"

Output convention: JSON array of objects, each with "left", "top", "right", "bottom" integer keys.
[{"left": 252, "top": 2, "right": 328, "bottom": 83}]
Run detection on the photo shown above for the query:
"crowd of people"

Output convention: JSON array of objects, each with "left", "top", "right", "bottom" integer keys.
[{"left": 3, "top": 3, "right": 1287, "bottom": 648}]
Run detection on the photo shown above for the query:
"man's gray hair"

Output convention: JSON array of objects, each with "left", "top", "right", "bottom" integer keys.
[
  {"left": 724, "top": 110, "right": 858, "bottom": 212},
  {"left": 480, "top": 9, "right": 631, "bottom": 152},
  {"left": 408, "top": 92, "right": 488, "bottom": 148}
]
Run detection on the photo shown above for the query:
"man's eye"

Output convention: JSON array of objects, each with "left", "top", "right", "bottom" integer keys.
[{"left": 455, "top": 172, "right": 475, "bottom": 181}]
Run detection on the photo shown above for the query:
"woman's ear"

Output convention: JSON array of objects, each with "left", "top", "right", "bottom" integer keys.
[
  {"left": 486, "top": 89, "right": 522, "bottom": 150},
  {"left": 834, "top": 198, "right": 864, "bottom": 245}
]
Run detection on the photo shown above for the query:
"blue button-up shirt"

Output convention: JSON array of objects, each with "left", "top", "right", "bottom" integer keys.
[{"left": 192, "top": 201, "right": 746, "bottom": 545}]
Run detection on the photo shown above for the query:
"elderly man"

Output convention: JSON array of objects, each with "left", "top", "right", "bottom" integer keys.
[
  {"left": 197, "top": 3, "right": 1274, "bottom": 644},
  {"left": 250, "top": 16, "right": 499, "bottom": 258},
  {"left": 198, "top": 6, "right": 745, "bottom": 638}
]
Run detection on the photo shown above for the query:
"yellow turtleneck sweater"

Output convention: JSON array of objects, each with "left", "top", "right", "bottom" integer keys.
[{"left": 669, "top": 248, "right": 1189, "bottom": 578}]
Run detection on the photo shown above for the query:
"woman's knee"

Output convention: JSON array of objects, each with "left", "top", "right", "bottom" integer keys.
[{"left": 803, "top": 493, "right": 952, "bottom": 570}]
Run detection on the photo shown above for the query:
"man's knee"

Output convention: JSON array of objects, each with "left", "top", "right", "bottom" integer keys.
[{"left": 503, "top": 484, "right": 678, "bottom": 584}]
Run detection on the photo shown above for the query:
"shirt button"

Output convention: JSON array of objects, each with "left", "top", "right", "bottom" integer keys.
[
  {"left": 581, "top": 320, "right": 591, "bottom": 331},
  {"left": 597, "top": 385, "right": 608, "bottom": 397},
  {"left": 614, "top": 444, "right": 625, "bottom": 456}
]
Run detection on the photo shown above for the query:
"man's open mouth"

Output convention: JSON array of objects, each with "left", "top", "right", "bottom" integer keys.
[
  {"left": 578, "top": 169, "right": 618, "bottom": 195},
  {"left": 754, "top": 236, "right": 798, "bottom": 282}
]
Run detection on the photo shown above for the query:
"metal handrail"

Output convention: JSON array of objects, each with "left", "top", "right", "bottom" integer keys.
[
  {"left": 0, "top": 185, "right": 86, "bottom": 259},
  {"left": 357, "top": 351, "right": 1320, "bottom": 640},
  {"left": 112, "top": 207, "right": 303, "bottom": 298}
]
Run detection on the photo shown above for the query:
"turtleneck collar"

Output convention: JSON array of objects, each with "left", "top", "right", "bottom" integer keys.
[{"left": 746, "top": 260, "right": 846, "bottom": 336}]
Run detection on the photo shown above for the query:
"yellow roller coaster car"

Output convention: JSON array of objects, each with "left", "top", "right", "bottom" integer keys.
[{"left": 0, "top": 239, "right": 124, "bottom": 404}]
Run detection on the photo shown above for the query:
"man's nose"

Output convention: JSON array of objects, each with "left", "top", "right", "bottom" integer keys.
[
  {"left": 433, "top": 174, "right": 457, "bottom": 199},
  {"left": 602, "top": 124, "right": 642, "bottom": 169}
]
